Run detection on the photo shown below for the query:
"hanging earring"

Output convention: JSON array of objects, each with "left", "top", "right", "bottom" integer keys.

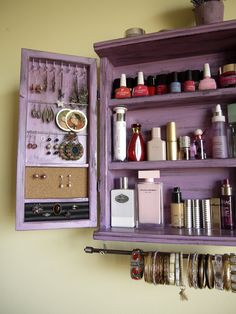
[
  {"left": 67, "top": 174, "right": 72, "bottom": 188},
  {"left": 51, "top": 61, "right": 56, "bottom": 92},
  {"left": 27, "top": 133, "right": 33, "bottom": 149},
  {"left": 31, "top": 104, "right": 37, "bottom": 118},
  {"left": 32, "top": 134, "right": 37, "bottom": 149},
  {"left": 59, "top": 175, "right": 64, "bottom": 188},
  {"left": 43, "top": 60, "right": 48, "bottom": 92},
  {"left": 36, "top": 104, "right": 41, "bottom": 119},
  {"left": 56, "top": 63, "right": 65, "bottom": 107}
]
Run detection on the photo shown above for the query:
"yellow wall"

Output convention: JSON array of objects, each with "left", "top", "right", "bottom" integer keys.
[{"left": 1, "top": 0, "right": 236, "bottom": 313}]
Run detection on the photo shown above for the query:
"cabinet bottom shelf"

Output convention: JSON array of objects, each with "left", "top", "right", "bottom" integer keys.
[{"left": 93, "top": 227, "right": 236, "bottom": 246}]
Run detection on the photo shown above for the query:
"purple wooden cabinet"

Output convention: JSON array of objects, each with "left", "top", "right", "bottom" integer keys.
[
  {"left": 94, "top": 20, "right": 236, "bottom": 246},
  {"left": 16, "top": 49, "right": 97, "bottom": 230}
]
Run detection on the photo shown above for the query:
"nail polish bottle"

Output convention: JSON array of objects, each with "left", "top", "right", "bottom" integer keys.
[
  {"left": 111, "top": 177, "right": 136, "bottom": 227},
  {"left": 171, "top": 187, "right": 184, "bottom": 228},
  {"left": 166, "top": 122, "right": 177, "bottom": 160},
  {"left": 147, "top": 76, "right": 156, "bottom": 96},
  {"left": 115, "top": 73, "right": 131, "bottom": 99},
  {"left": 220, "top": 178, "right": 235, "bottom": 230},
  {"left": 137, "top": 170, "right": 163, "bottom": 226},
  {"left": 156, "top": 74, "right": 168, "bottom": 95},
  {"left": 128, "top": 123, "right": 145, "bottom": 161},
  {"left": 183, "top": 70, "right": 195, "bottom": 92},
  {"left": 211, "top": 104, "right": 228, "bottom": 159},
  {"left": 126, "top": 77, "right": 135, "bottom": 95},
  {"left": 147, "top": 127, "right": 166, "bottom": 161},
  {"left": 178, "top": 71, "right": 186, "bottom": 92},
  {"left": 199, "top": 63, "right": 217, "bottom": 91},
  {"left": 169, "top": 72, "right": 181, "bottom": 93},
  {"left": 132, "top": 72, "right": 149, "bottom": 97},
  {"left": 112, "top": 78, "right": 120, "bottom": 98},
  {"left": 192, "top": 70, "right": 201, "bottom": 90},
  {"left": 194, "top": 129, "right": 206, "bottom": 159}
]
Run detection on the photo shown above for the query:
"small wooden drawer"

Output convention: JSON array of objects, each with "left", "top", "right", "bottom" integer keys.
[{"left": 25, "top": 167, "right": 88, "bottom": 199}]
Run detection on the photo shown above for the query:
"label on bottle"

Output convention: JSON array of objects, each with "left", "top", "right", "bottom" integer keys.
[
  {"left": 212, "top": 136, "right": 228, "bottom": 158},
  {"left": 115, "top": 194, "right": 129, "bottom": 203},
  {"left": 221, "top": 197, "right": 234, "bottom": 229},
  {"left": 113, "top": 121, "right": 126, "bottom": 161}
]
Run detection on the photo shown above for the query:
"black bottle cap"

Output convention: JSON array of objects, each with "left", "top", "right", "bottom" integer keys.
[
  {"left": 192, "top": 70, "right": 201, "bottom": 82},
  {"left": 112, "top": 78, "right": 120, "bottom": 98},
  {"left": 172, "top": 186, "right": 182, "bottom": 203},
  {"left": 185, "top": 70, "right": 193, "bottom": 81},
  {"left": 178, "top": 71, "right": 186, "bottom": 83},
  {"left": 170, "top": 72, "right": 179, "bottom": 83},
  {"left": 156, "top": 74, "right": 167, "bottom": 85},
  {"left": 147, "top": 75, "right": 156, "bottom": 86},
  {"left": 126, "top": 77, "right": 135, "bottom": 89}
]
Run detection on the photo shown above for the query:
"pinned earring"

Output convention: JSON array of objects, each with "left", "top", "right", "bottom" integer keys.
[
  {"left": 32, "top": 134, "right": 37, "bottom": 149},
  {"left": 67, "top": 174, "right": 72, "bottom": 188},
  {"left": 59, "top": 175, "right": 64, "bottom": 188},
  {"left": 46, "top": 135, "right": 52, "bottom": 155},
  {"left": 27, "top": 133, "right": 33, "bottom": 149},
  {"left": 53, "top": 137, "right": 59, "bottom": 155}
]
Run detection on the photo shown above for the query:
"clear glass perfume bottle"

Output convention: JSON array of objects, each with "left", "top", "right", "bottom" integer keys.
[
  {"left": 137, "top": 170, "right": 163, "bottom": 226},
  {"left": 128, "top": 123, "right": 145, "bottom": 161}
]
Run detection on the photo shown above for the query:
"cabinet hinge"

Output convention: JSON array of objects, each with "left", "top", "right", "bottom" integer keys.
[
  {"left": 97, "top": 90, "right": 100, "bottom": 101},
  {"left": 97, "top": 180, "right": 100, "bottom": 192}
]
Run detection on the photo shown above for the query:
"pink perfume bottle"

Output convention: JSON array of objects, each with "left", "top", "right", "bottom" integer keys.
[
  {"left": 137, "top": 170, "right": 163, "bottom": 226},
  {"left": 199, "top": 63, "right": 217, "bottom": 91},
  {"left": 132, "top": 72, "right": 149, "bottom": 97},
  {"left": 128, "top": 123, "right": 145, "bottom": 161}
]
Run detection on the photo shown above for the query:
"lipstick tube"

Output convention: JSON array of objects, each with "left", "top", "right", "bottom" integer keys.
[{"left": 166, "top": 122, "right": 177, "bottom": 160}]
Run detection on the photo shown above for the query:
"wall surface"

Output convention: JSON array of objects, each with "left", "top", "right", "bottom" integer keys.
[{"left": 1, "top": 0, "right": 236, "bottom": 313}]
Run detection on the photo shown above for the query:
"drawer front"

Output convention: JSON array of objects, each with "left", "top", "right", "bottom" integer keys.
[{"left": 25, "top": 167, "right": 88, "bottom": 199}]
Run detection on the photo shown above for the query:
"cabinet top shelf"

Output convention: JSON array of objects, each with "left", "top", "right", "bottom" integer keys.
[{"left": 94, "top": 20, "right": 236, "bottom": 66}]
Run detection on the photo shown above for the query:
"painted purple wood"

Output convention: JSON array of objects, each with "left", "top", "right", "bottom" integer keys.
[
  {"left": 95, "top": 20, "right": 236, "bottom": 245},
  {"left": 16, "top": 48, "right": 97, "bottom": 230}
]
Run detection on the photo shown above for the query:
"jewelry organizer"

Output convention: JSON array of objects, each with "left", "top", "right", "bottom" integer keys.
[
  {"left": 94, "top": 20, "right": 236, "bottom": 245},
  {"left": 16, "top": 49, "right": 97, "bottom": 230}
]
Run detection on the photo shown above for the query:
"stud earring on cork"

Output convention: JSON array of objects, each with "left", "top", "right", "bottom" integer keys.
[
  {"left": 46, "top": 135, "right": 52, "bottom": 155},
  {"left": 67, "top": 174, "right": 72, "bottom": 188},
  {"left": 32, "top": 135, "right": 37, "bottom": 149},
  {"left": 59, "top": 175, "right": 64, "bottom": 188},
  {"left": 27, "top": 133, "right": 33, "bottom": 149}
]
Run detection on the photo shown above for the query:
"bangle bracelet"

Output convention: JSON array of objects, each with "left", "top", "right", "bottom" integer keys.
[
  {"left": 175, "top": 253, "right": 180, "bottom": 286},
  {"left": 214, "top": 254, "right": 224, "bottom": 290},
  {"left": 205, "top": 254, "right": 214, "bottom": 289},
  {"left": 192, "top": 253, "right": 198, "bottom": 289},
  {"left": 164, "top": 253, "right": 170, "bottom": 285},
  {"left": 197, "top": 254, "right": 205, "bottom": 289},
  {"left": 169, "top": 253, "right": 176, "bottom": 285},
  {"left": 152, "top": 251, "right": 158, "bottom": 285},
  {"left": 223, "top": 254, "right": 231, "bottom": 291},
  {"left": 130, "top": 249, "right": 144, "bottom": 280},
  {"left": 187, "top": 254, "right": 193, "bottom": 288}
]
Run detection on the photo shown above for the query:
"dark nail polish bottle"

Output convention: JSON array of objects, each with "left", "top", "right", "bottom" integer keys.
[{"left": 156, "top": 74, "right": 168, "bottom": 95}]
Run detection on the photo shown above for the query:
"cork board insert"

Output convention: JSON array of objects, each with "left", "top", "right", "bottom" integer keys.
[{"left": 25, "top": 167, "right": 88, "bottom": 199}]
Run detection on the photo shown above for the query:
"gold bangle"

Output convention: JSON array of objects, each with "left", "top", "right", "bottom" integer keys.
[
  {"left": 205, "top": 254, "right": 214, "bottom": 289},
  {"left": 152, "top": 251, "right": 158, "bottom": 285},
  {"left": 192, "top": 253, "right": 198, "bottom": 289},
  {"left": 187, "top": 254, "right": 193, "bottom": 288},
  {"left": 197, "top": 254, "right": 205, "bottom": 289},
  {"left": 223, "top": 254, "right": 231, "bottom": 291}
]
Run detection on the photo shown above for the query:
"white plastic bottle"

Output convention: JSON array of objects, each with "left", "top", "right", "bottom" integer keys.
[
  {"left": 211, "top": 104, "right": 228, "bottom": 158},
  {"left": 113, "top": 107, "right": 127, "bottom": 161},
  {"left": 147, "top": 127, "right": 166, "bottom": 161}
]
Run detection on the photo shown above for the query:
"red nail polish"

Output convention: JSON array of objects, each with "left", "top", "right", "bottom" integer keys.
[
  {"left": 132, "top": 72, "right": 149, "bottom": 97},
  {"left": 115, "top": 74, "right": 131, "bottom": 99}
]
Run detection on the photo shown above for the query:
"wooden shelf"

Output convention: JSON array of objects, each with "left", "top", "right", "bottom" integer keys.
[
  {"left": 109, "top": 88, "right": 236, "bottom": 111},
  {"left": 94, "top": 227, "right": 236, "bottom": 246}
]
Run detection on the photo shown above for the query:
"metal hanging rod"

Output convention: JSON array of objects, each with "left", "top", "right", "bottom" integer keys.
[{"left": 84, "top": 246, "right": 189, "bottom": 258}]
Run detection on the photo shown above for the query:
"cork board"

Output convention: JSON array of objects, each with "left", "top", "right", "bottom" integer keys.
[{"left": 25, "top": 167, "right": 88, "bottom": 199}]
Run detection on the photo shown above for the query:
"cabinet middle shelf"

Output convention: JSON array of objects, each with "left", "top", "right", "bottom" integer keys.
[
  {"left": 109, "top": 159, "right": 236, "bottom": 170},
  {"left": 109, "top": 87, "right": 236, "bottom": 110}
]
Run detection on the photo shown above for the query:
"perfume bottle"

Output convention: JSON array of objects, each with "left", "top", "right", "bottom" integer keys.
[
  {"left": 111, "top": 177, "right": 136, "bottom": 227},
  {"left": 220, "top": 179, "right": 235, "bottom": 230},
  {"left": 128, "top": 123, "right": 145, "bottom": 161},
  {"left": 137, "top": 170, "right": 163, "bottom": 225},
  {"left": 199, "top": 63, "right": 217, "bottom": 91},
  {"left": 132, "top": 72, "right": 149, "bottom": 97},
  {"left": 211, "top": 104, "right": 228, "bottom": 159},
  {"left": 147, "top": 127, "right": 166, "bottom": 161},
  {"left": 166, "top": 122, "right": 177, "bottom": 160},
  {"left": 170, "top": 187, "right": 184, "bottom": 228},
  {"left": 115, "top": 73, "right": 131, "bottom": 99},
  {"left": 113, "top": 107, "right": 127, "bottom": 161},
  {"left": 194, "top": 129, "right": 206, "bottom": 159}
]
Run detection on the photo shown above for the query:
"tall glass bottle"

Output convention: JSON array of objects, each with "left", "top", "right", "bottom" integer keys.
[
  {"left": 128, "top": 123, "right": 145, "bottom": 161},
  {"left": 220, "top": 178, "right": 235, "bottom": 230}
]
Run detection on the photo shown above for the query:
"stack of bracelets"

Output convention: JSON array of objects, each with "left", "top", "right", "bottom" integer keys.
[{"left": 130, "top": 250, "right": 236, "bottom": 294}]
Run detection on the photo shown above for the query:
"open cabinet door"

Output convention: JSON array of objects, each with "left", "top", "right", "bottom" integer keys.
[{"left": 16, "top": 48, "right": 97, "bottom": 230}]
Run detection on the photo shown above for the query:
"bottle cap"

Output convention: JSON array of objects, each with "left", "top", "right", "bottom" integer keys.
[
  {"left": 194, "top": 129, "right": 203, "bottom": 136},
  {"left": 120, "top": 74, "right": 127, "bottom": 87},
  {"left": 138, "top": 170, "right": 160, "bottom": 181},
  {"left": 204, "top": 63, "right": 211, "bottom": 78},
  {"left": 172, "top": 187, "right": 182, "bottom": 203},
  {"left": 126, "top": 77, "right": 135, "bottom": 89},
  {"left": 166, "top": 122, "right": 176, "bottom": 141},
  {"left": 113, "top": 106, "right": 127, "bottom": 114},
  {"left": 221, "top": 178, "right": 232, "bottom": 196},
  {"left": 179, "top": 136, "right": 190, "bottom": 148},
  {"left": 147, "top": 76, "right": 155, "bottom": 87},
  {"left": 124, "top": 27, "right": 146, "bottom": 38},
  {"left": 156, "top": 74, "right": 167, "bottom": 85},
  {"left": 137, "top": 72, "right": 144, "bottom": 85},
  {"left": 120, "top": 177, "right": 128, "bottom": 189},
  {"left": 192, "top": 70, "right": 201, "bottom": 82},
  {"left": 212, "top": 104, "right": 225, "bottom": 122},
  {"left": 185, "top": 70, "right": 192, "bottom": 81},
  {"left": 152, "top": 127, "right": 161, "bottom": 138},
  {"left": 170, "top": 72, "right": 179, "bottom": 83}
]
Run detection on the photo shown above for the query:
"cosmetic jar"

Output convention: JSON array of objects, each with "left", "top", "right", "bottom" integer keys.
[
  {"left": 124, "top": 28, "right": 146, "bottom": 38},
  {"left": 219, "top": 64, "right": 236, "bottom": 88}
]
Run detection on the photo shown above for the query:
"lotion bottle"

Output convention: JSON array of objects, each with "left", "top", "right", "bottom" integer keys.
[
  {"left": 211, "top": 104, "right": 228, "bottom": 158},
  {"left": 147, "top": 127, "right": 166, "bottom": 161},
  {"left": 111, "top": 177, "right": 136, "bottom": 227},
  {"left": 170, "top": 187, "right": 184, "bottom": 228},
  {"left": 113, "top": 107, "right": 127, "bottom": 161}
]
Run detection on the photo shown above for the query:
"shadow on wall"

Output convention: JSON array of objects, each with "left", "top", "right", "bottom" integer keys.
[{"left": 153, "top": 7, "right": 195, "bottom": 30}]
